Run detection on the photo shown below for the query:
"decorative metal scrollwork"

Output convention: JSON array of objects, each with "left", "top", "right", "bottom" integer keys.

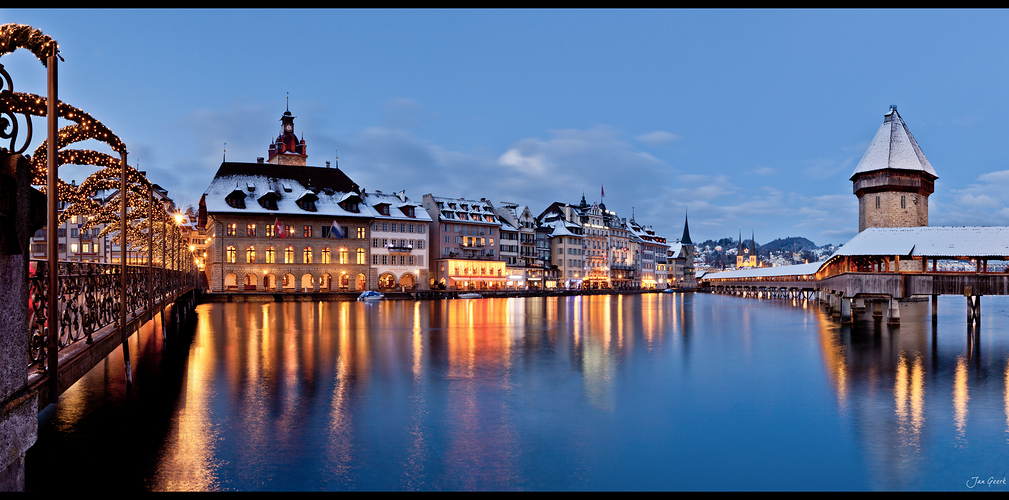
[
  {"left": 0, "top": 63, "right": 33, "bottom": 155},
  {"left": 27, "top": 259, "right": 199, "bottom": 370},
  {"left": 27, "top": 261, "right": 47, "bottom": 368}
]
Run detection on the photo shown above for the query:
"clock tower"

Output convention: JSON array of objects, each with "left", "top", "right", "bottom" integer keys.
[{"left": 267, "top": 107, "right": 308, "bottom": 166}]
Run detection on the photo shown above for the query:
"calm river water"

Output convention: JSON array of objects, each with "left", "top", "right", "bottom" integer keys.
[{"left": 24, "top": 293, "right": 1009, "bottom": 491}]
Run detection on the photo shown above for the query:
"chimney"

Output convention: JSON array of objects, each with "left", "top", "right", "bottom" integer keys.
[
  {"left": 257, "top": 157, "right": 264, "bottom": 163},
  {"left": 326, "top": 161, "right": 331, "bottom": 168}
]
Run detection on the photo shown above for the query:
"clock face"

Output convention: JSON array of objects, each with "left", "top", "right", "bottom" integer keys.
[{"left": 285, "top": 124, "right": 293, "bottom": 132}]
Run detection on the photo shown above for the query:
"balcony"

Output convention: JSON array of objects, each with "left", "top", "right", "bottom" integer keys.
[{"left": 387, "top": 244, "right": 414, "bottom": 254}]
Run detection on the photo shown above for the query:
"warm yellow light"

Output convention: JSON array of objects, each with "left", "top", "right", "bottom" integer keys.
[{"left": 174, "top": 213, "right": 184, "bottom": 225}]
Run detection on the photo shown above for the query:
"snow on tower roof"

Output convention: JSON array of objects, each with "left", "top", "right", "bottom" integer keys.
[{"left": 850, "top": 106, "right": 938, "bottom": 180}]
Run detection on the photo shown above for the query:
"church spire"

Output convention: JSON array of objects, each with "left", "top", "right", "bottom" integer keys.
[{"left": 680, "top": 208, "right": 692, "bottom": 245}]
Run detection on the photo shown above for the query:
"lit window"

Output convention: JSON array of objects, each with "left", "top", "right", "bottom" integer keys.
[
  {"left": 304, "top": 225, "right": 313, "bottom": 238},
  {"left": 357, "top": 248, "right": 366, "bottom": 264},
  {"left": 321, "top": 247, "right": 331, "bottom": 264},
  {"left": 227, "top": 223, "right": 237, "bottom": 236},
  {"left": 227, "top": 245, "right": 236, "bottom": 263},
  {"left": 285, "top": 246, "right": 294, "bottom": 264},
  {"left": 265, "top": 246, "right": 275, "bottom": 264},
  {"left": 246, "top": 246, "right": 256, "bottom": 263},
  {"left": 339, "top": 248, "right": 349, "bottom": 264},
  {"left": 304, "top": 247, "right": 313, "bottom": 264},
  {"left": 247, "top": 224, "right": 257, "bottom": 237},
  {"left": 357, "top": 227, "right": 366, "bottom": 239}
]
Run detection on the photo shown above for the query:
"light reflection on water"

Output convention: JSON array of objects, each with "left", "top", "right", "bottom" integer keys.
[{"left": 25, "top": 293, "right": 1009, "bottom": 491}]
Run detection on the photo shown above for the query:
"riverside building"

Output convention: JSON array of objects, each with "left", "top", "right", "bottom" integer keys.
[
  {"left": 199, "top": 108, "right": 429, "bottom": 293},
  {"left": 423, "top": 194, "right": 506, "bottom": 290}
]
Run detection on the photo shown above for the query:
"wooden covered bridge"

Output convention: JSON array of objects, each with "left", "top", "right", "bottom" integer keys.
[{"left": 703, "top": 226, "right": 1009, "bottom": 325}]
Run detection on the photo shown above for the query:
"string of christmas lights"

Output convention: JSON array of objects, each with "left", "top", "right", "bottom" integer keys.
[
  {"left": 3, "top": 23, "right": 194, "bottom": 268},
  {"left": 0, "top": 23, "right": 58, "bottom": 66}
]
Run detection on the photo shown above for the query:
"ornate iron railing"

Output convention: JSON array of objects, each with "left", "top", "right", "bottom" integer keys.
[{"left": 27, "top": 260, "right": 198, "bottom": 371}]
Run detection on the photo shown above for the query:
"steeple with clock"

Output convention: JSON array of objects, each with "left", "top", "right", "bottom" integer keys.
[{"left": 267, "top": 100, "right": 308, "bottom": 166}]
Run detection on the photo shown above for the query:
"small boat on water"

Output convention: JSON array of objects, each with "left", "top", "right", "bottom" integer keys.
[
  {"left": 458, "top": 292, "right": 483, "bottom": 299},
  {"left": 357, "top": 291, "right": 384, "bottom": 301}
]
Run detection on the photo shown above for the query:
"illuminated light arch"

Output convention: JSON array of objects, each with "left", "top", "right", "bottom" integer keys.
[{"left": 2, "top": 24, "right": 190, "bottom": 268}]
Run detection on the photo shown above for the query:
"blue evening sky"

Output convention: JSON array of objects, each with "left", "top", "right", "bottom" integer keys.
[{"left": 3, "top": 9, "right": 1009, "bottom": 246}]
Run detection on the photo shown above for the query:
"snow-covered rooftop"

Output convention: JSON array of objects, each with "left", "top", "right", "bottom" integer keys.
[
  {"left": 431, "top": 195, "right": 499, "bottom": 225},
  {"left": 851, "top": 106, "right": 938, "bottom": 179},
  {"left": 704, "top": 261, "right": 826, "bottom": 280},
  {"left": 831, "top": 226, "right": 1009, "bottom": 258},
  {"left": 202, "top": 162, "right": 430, "bottom": 222}
]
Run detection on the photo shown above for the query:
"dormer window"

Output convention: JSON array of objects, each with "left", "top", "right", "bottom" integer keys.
[
  {"left": 400, "top": 206, "right": 415, "bottom": 218},
  {"left": 296, "top": 192, "right": 319, "bottom": 212},
  {"left": 258, "top": 191, "right": 280, "bottom": 211},
  {"left": 246, "top": 183, "right": 256, "bottom": 192},
  {"left": 225, "top": 189, "right": 246, "bottom": 209},
  {"left": 338, "top": 192, "right": 362, "bottom": 213},
  {"left": 375, "top": 203, "right": 390, "bottom": 216}
]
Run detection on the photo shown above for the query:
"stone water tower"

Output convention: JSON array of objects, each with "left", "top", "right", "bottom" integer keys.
[{"left": 851, "top": 106, "right": 938, "bottom": 232}]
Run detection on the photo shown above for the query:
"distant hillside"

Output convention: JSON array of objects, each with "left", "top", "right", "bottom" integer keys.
[
  {"left": 697, "top": 236, "right": 820, "bottom": 253},
  {"left": 759, "top": 237, "right": 818, "bottom": 255}
]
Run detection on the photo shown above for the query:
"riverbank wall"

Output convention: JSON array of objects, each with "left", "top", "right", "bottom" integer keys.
[{"left": 201, "top": 288, "right": 696, "bottom": 303}]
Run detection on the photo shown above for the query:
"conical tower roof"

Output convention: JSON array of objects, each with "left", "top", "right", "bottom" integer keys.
[{"left": 850, "top": 106, "right": 937, "bottom": 180}]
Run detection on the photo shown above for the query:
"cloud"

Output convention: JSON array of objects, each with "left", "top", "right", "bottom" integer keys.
[
  {"left": 382, "top": 97, "right": 438, "bottom": 129},
  {"left": 802, "top": 156, "right": 853, "bottom": 180},
  {"left": 635, "top": 130, "right": 682, "bottom": 146},
  {"left": 936, "top": 168, "right": 1009, "bottom": 226},
  {"left": 174, "top": 106, "right": 872, "bottom": 245},
  {"left": 951, "top": 112, "right": 983, "bottom": 127},
  {"left": 336, "top": 124, "right": 690, "bottom": 235},
  {"left": 142, "top": 103, "right": 277, "bottom": 208}
]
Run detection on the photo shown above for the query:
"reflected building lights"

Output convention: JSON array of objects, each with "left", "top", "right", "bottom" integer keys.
[
  {"left": 817, "top": 320, "right": 848, "bottom": 409},
  {"left": 893, "top": 350, "right": 925, "bottom": 452},
  {"left": 413, "top": 301, "right": 423, "bottom": 380},
  {"left": 151, "top": 306, "right": 221, "bottom": 491},
  {"left": 954, "top": 355, "right": 970, "bottom": 447},
  {"left": 1000, "top": 356, "right": 1008, "bottom": 443}
]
